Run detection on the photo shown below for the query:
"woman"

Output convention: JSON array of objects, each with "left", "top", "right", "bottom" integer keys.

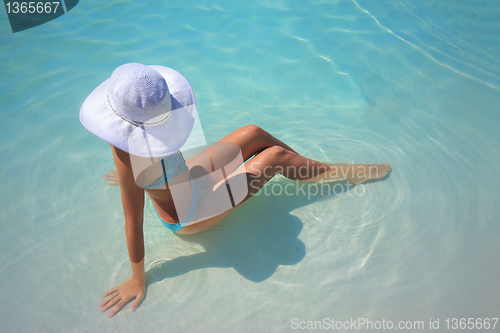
[{"left": 80, "top": 63, "right": 391, "bottom": 318}]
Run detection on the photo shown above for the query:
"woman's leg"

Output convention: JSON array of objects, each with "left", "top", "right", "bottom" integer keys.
[
  {"left": 232, "top": 146, "right": 391, "bottom": 194},
  {"left": 178, "top": 137, "right": 391, "bottom": 234},
  {"left": 200, "top": 125, "right": 390, "bottom": 184},
  {"left": 217, "top": 124, "right": 299, "bottom": 159},
  {"left": 185, "top": 124, "right": 298, "bottom": 178}
]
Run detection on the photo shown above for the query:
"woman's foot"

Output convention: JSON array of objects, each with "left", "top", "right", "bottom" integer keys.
[
  {"left": 104, "top": 170, "right": 118, "bottom": 186},
  {"left": 346, "top": 163, "right": 391, "bottom": 184}
]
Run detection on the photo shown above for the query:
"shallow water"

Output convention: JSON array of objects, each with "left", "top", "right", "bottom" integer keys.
[{"left": 1, "top": 0, "right": 500, "bottom": 332}]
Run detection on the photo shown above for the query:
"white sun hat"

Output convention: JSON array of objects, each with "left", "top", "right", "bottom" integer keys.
[{"left": 79, "top": 63, "right": 196, "bottom": 158}]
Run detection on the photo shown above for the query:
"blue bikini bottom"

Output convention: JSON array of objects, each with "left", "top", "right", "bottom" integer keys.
[{"left": 152, "top": 176, "right": 206, "bottom": 232}]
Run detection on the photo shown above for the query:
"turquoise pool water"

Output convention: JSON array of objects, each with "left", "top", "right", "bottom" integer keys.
[{"left": 1, "top": 0, "right": 500, "bottom": 332}]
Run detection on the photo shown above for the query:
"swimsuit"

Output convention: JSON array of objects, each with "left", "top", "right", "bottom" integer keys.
[{"left": 145, "top": 150, "right": 205, "bottom": 231}]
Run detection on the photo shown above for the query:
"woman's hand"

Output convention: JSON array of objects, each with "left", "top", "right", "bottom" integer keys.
[
  {"left": 100, "top": 277, "right": 146, "bottom": 318},
  {"left": 104, "top": 170, "right": 118, "bottom": 186}
]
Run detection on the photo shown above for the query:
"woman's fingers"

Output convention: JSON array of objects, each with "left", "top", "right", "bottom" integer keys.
[
  {"left": 100, "top": 290, "right": 139, "bottom": 317},
  {"left": 130, "top": 292, "right": 144, "bottom": 312},
  {"left": 104, "top": 170, "right": 118, "bottom": 185},
  {"left": 100, "top": 294, "right": 121, "bottom": 312},
  {"left": 109, "top": 299, "right": 126, "bottom": 318},
  {"left": 102, "top": 287, "right": 118, "bottom": 297},
  {"left": 100, "top": 287, "right": 119, "bottom": 308},
  {"left": 100, "top": 278, "right": 146, "bottom": 317},
  {"left": 99, "top": 293, "right": 117, "bottom": 308}
]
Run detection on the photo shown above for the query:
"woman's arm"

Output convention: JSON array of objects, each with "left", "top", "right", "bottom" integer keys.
[{"left": 100, "top": 145, "right": 146, "bottom": 318}]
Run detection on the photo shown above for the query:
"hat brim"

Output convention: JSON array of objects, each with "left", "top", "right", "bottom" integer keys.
[{"left": 79, "top": 65, "right": 196, "bottom": 158}]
